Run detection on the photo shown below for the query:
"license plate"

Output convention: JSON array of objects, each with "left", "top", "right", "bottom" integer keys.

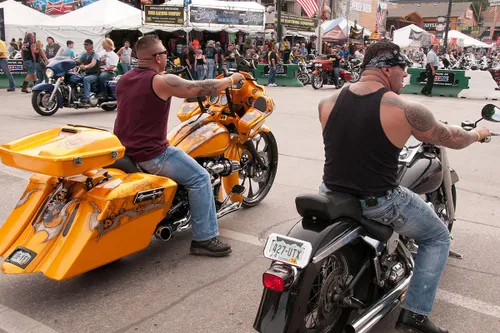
[
  {"left": 5, "top": 247, "right": 37, "bottom": 269},
  {"left": 263, "top": 233, "right": 312, "bottom": 268}
]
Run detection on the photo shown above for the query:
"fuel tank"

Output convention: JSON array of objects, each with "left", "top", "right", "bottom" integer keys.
[
  {"left": 167, "top": 113, "right": 230, "bottom": 158},
  {"left": 399, "top": 157, "right": 443, "bottom": 195}
]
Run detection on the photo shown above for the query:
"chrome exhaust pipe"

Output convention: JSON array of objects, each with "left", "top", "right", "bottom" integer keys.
[
  {"left": 345, "top": 271, "right": 413, "bottom": 333},
  {"left": 154, "top": 225, "right": 172, "bottom": 241}
]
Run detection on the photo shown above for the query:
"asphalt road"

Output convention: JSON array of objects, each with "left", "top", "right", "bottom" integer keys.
[{"left": 0, "top": 86, "right": 499, "bottom": 333}]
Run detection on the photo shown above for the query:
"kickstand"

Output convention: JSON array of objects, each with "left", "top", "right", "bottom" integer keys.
[{"left": 448, "top": 250, "right": 463, "bottom": 259}]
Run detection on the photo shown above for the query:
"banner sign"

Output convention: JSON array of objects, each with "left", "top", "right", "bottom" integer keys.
[
  {"left": 0, "top": 59, "right": 27, "bottom": 76},
  {"left": 263, "top": 64, "right": 288, "bottom": 76},
  {"left": 419, "top": 71, "right": 456, "bottom": 86},
  {"left": 0, "top": 8, "right": 5, "bottom": 42},
  {"left": 349, "top": 26, "right": 364, "bottom": 39},
  {"left": 144, "top": 5, "right": 184, "bottom": 25},
  {"left": 279, "top": 13, "right": 317, "bottom": 32},
  {"left": 189, "top": 6, "right": 264, "bottom": 27},
  {"left": 351, "top": 0, "right": 372, "bottom": 13},
  {"left": 489, "top": 0, "right": 500, "bottom": 6},
  {"left": 24, "top": 0, "right": 96, "bottom": 15}
]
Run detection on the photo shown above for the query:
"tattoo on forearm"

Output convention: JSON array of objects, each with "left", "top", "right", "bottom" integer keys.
[{"left": 164, "top": 75, "right": 221, "bottom": 96}]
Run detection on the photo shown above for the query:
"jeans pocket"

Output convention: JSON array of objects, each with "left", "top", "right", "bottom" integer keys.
[{"left": 363, "top": 204, "right": 407, "bottom": 229}]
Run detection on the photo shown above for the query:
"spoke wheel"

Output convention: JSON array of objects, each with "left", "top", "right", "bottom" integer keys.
[
  {"left": 32, "top": 90, "right": 59, "bottom": 116},
  {"left": 238, "top": 131, "right": 278, "bottom": 207},
  {"left": 304, "top": 253, "right": 351, "bottom": 333},
  {"left": 312, "top": 74, "right": 323, "bottom": 89}
]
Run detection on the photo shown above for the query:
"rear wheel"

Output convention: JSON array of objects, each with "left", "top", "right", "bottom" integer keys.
[
  {"left": 298, "top": 72, "right": 310, "bottom": 85},
  {"left": 312, "top": 74, "right": 323, "bottom": 89},
  {"left": 101, "top": 104, "right": 117, "bottom": 112},
  {"left": 349, "top": 70, "right": 360, "bottom": 83},
  {"left": 32, "top": 90, "right": 59, "bottom": 116},
  {"left": 238, "top": 131, "right": 278, "bottom": 208}
]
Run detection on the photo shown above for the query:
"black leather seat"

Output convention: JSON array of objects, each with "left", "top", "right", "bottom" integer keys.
[
  {"left": 105, "top": 155, "right": 140, "bottom": 173},
  {"left": 295, "top": 192, "right": 393, "bottom": 241}
]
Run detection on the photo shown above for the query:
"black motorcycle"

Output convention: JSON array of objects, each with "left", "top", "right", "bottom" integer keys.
[
  {"left": 345, "top": 58, "right": 362, "bottom": 83},
  {"left": 297, "top": 61, "right": 311, "bottom": 86},
  {"left": 254, "top": 105, "right": 500, "bottom": 333}
]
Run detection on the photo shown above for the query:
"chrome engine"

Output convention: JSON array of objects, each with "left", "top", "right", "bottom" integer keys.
[{"left": 381, "top": 254, "right": 407, "bottom": 286}]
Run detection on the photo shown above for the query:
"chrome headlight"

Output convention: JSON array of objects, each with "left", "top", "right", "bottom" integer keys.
[
  {"left": 45, "top": 68, "right": 54, "bottom": 79},
  {"left": 315, "top": 63, "right": 322, "bottom": 67}
]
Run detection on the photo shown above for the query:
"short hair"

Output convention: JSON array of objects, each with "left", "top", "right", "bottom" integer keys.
[
  {"left": 47, "top": 37, "right": 54, "bottom": 42},
  {"left": 361, "top": 41, "right": 400, "bottom": 70},
  {"left": 102, "top": 38, "right": 115, "bottom": 50},
  {"left": 135, "top": 34, "right": 160, "bottom": 53},
  {"left": 66, "top": 40, "right": 74, "bottom": 46},
  {"left": 124, "top": 40, "right": 130, "bottom": 45}
]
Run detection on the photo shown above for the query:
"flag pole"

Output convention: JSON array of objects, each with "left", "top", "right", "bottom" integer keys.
[
  {"left": 317, "top": 0, "right": 322, "bottom": 55},
  {"left": 490, "top": 6, "right": 498, "bottom": 43}
]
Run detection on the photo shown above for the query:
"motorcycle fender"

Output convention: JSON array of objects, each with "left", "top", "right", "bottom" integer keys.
[
  {"left": 0, "top": 171, "right": 177, "bottom": 281},
  {"left": 450, "top": 168, "right": 459, "bottom": 184},
  {"left": 32, "top": 83, "right": 63, "bottom": 108},
  {"left": 253, "top": 218, "right": 362, "bottom": 333}
]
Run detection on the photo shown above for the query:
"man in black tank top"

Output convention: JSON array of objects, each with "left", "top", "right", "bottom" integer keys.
[{"left": 318, "top": 42, "right": 491, "bottom": 333}]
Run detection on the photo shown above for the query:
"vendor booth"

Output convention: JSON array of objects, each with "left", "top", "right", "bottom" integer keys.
[
  {"left": 393, "top": 24, "right": 431, "bottom": 48},
  {"left": 38, "top": 0, "right": 142, "bottom": 54},
  {"left": 0, "top": 0, "right": 51, "bottom": 42},
  {"left": 447, "top": 30, "right": 491, "bottom": 48},
  {"left": 320, "top": 18, "right": 371, "bottom": 42}
]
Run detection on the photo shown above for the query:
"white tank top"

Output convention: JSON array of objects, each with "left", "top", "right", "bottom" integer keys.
[{"left": 120, "top": 47, "right": 132, "bottom": 63}]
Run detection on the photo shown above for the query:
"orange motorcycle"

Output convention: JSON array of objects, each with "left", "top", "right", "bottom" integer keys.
[{"left": 0, "top": 68, "right": 278, "bottom": 281}]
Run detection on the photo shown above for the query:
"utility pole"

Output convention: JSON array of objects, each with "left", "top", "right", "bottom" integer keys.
[
  {"left": 277, "top": 0, "right": 283, "bottom": 42},
  {"left": 443, "top": 0, "right": 453, "bottom": 51}
]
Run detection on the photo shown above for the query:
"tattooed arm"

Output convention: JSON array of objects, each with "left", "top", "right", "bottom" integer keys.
[
  {"left": 153, "top": 73, "right": 244, "bottom": 100},
  {"left": 401, "top": 100, "right": 490, "bottom": 149}
]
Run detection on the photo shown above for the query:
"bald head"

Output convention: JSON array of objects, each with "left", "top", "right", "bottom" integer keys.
[{"left": 135, "top": 35, "right": 164, "bottom": 59}]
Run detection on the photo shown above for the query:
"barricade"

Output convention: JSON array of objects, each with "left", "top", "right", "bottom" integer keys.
[
  {"left": 255, "top": 64, "right": 303, "bottom": 87},
  {"left": 402, "top": 68, "right": 470, "bottom": 98}
]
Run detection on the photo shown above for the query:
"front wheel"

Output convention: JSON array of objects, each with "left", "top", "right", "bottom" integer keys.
[
  {"left": 32, "top": 90, "right": 59, "bottom": 116},
  {"left": 298, "top": 72, "right": 310, "bottom": 85},
  {"left": 312, "top": 73, "right": 323, "bottom": 89},
  {"left": 238, "top": 131, "right": 278, "bottom": 208},
  {"left": 101, "top": 104, "right": 117, "bottom": 112},
  {"left": 349, "top": 70, "right": 360, "bottom": 83}
]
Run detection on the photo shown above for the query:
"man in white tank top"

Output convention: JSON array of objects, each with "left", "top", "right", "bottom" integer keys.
[{"left": 117, "top": 41, "right": 132, "bottom": 74}]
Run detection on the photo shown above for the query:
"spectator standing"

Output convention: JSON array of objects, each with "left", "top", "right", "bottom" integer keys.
[
  {"left": 205, "top": 40, "right": 216, "bottom": 79},
  {"left": 283, "top": 43, "right": 291, "bottom": 64},
  {"left": 224, "top": 44, "right": 236, "bottom": 69},
  {"left": 34, "top": 40, "right": 48, "bottom": 84},
  {"left": 45, "top": 37, "right": 61, "bottom": 60},
  {"left": 195, "top": 49, "right": 206, "bottom": 80},
  {"left": 215, "top": 41, "right": 223, "bottom": 76},
  {"left": 299, "top": 43, "right": 308, "bottom": 61},
  {"left": 421, "top": 44, "right": 439, "bottom": 96},
  {"left": 267, "top": 44, "right": 278, "bottom": 87},
  {"left": 58, "top": 40, "right": 75, "bottom": 58},
  {"left": 260, "top": 44, "right": 268, "bottom": 64},
  {"left": 331, "top": 45, "right": 341, "bottom": 88},
  {"left": 17, "top": 38, "right": 23, "bottom": 50},
  {"left": 20, "top": 33, "right": 37, "bottom": 93},
  {"left": 117, "top": 41, "right": 132, "bottom": 74},
  {"left": 8, "top": 38, "right": 18, "bottom": 54},
  {"left": 98, "top": 38, "right": 119, "bottom": 100},
  {"left": 0, "top": 39, "right": 16, "bottom": 91}
]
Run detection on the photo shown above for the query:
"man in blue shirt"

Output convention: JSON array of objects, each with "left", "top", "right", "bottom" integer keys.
[{"left": 75, "top": 39, "right": 100, "bottom": 104}]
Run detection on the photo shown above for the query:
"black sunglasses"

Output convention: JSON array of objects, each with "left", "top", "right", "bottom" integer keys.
[{"left": 152, "top": 50, "right": 167, "bottom": 57}]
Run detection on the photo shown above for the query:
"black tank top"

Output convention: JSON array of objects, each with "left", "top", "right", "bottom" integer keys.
[{"left": 323, "top": 87, "right": 400, "bottom": 196}]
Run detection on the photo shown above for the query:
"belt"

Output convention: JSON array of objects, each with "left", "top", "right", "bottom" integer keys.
[{"left": 355, "top": 189, "right": 397, "bottom": 207}]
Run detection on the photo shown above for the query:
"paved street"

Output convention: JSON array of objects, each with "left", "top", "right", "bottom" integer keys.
[{"left": 0, "top": 86, "right": 499, "bottom": 333}]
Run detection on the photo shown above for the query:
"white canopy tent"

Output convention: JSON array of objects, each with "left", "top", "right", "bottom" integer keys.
[
  {"left": 38, "top": 0, "right": 142, "bottom": 54},
  {"left": 447, "top": 30, "right": 491, "bottom": 48},
  {"left": 393, "top": 24, "right": 431, "bottom": 48},
  {"left": 0, "top": 0, "right": 51, "bottom": 42}
]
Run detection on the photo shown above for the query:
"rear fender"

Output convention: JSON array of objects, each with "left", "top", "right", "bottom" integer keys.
[
  {"left": 254, "top": 217, "right": 363, "bottom": 333},
  {"left": 450, "top": 168, "right": 459, "bottom": 184},
  {"left": 32, "top": 83, "right": 63, "bottom": 108}
]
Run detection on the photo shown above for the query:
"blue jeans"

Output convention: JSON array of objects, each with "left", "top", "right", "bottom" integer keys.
[
  {"left": 196, "top": 64, "right": 205, "bottom": 80},
  {"left": 0, "top": 58, "right": 16, "bottom": 89},
  {"left": 333, "top": 67, "right": 339, "bottom": 86},
  {"left": 268, "top": 66, "right": 276, "bottom": 84},
  {"left": 138, "top": 146, "right": 218, "bottom": 241},
  {"left": 35, "top": 63, "right": 45, "bottom": 84},
  {"left": 206, "top": 58, "right": 216, "bottom": 79},
  {"left": 99, "top": 71, "right": 115, "bottom": 97},
  {"left": 319, "top": 184, "right": 450, "bottom": 316},
  {"left": 83, "top": 74, "right": 99, "bottom": 99},
  {"left": 24, "top": 59, "right": 36, "bottom": 75},
  {"left": 121, "top": 62, "right": 131, "bottom": 74}
]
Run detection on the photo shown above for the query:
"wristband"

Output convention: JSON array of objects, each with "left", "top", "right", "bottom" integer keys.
[
  {"left": 229, "top": 76, "right": 234, "bottom": 86},
  {"left": 473, "top": 130, "right": 481, "bottom": 142}
]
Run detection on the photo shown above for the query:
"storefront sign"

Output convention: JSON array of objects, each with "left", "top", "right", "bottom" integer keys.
[
  {"left": 263, "top": 64, "right": 288, "bottom": 76},
  {"left": 279, "top": 13, "right": 317, "bottom": 33},
  {"left": 144, "top": 5, "right": 184, "bottom": 25},
  {"left": 419, "top": 71, "right": 456, "bottom": 86},
  {"left": 0, "top": 8, "right": 5, "bottom": 42},
  {"left": 0, "top": 60, "right": 27, "bottom": 76},
  {"left": 423, "top": 22, "right": 437, "bottom": 31},
  {"left": 350, "top": 0, "right": 372, "bottom": 13},
  {"left": 189, "top": 6, "right": 264, "bottom": 27}
]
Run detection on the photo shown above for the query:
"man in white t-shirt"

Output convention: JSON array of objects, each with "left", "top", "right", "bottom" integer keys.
[
  {"left": 117, "top": 41, "right": 132, "bottom": 73},
  {"left": 98, "top": 38, "right": 119, "bottom": 100}
]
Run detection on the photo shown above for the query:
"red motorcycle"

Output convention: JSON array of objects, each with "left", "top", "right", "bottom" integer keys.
[{"left": 311, "top": 57, "right": 352, "bottom": 89}]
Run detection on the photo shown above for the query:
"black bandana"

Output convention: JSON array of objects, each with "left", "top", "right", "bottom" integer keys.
[{"left": 365, "top": 50, "right": 411, "bottom": 69}]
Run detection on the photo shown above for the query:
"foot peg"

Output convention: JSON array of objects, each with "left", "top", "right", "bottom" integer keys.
[
  {"left": 216, "top": 185, "right": 245, "bottom": 219},
  {"left": 231, "top": 185, "right": 245, "bottom": 196}
]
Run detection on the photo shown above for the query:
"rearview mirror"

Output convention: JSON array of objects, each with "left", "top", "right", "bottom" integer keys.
[{"left": 481, "top": 104, "right": 500, "bottom": 122}]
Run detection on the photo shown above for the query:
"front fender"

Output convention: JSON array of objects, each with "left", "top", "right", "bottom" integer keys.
[
  {"left": 32, "top": 83, "right": 63, "bottom": 108},
  {"left": 450, "top": 168, "right": 459, "bottom": 184},
  {"left": 254, "top": 217, "right": 362, "bottom": 333}
]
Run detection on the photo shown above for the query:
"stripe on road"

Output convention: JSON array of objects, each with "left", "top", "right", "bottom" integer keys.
[
  {"left": 219, "top": 228, "right": 264, "bottom": 247},
  {"left": 0, "top": 304, "right": 59, "bottom": 333},
  {"left": 436, "top": 289, "right": 500, "bottom": 319}
]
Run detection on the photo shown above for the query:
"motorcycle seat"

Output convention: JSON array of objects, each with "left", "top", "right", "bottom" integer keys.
[
  {"left": 295, "top": 192, "right": 393, "bottom": 241},
  {"left": 105, "top": 155, "right": 140, "bottom": 173}
]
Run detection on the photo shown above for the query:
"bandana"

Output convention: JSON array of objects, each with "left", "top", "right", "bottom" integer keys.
[{"left": 364, "top": 50, "right": 411, "bottom": 69}]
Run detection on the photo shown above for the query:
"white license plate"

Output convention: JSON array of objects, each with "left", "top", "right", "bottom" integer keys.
[
  {"left": 263, "top": 233, "right": 312, "bottom": 268},
  {"left": 5, "top": 247, "right": 37, "bottom": 269}
]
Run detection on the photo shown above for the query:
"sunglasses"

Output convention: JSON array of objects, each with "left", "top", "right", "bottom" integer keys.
[{"left": 152, "top": 49, "right": 167, "bottom": 57}]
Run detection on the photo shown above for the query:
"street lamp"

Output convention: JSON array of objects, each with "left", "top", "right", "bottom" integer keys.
[{"left": 443, "top": 0, "right": 453, "bottom": 50}]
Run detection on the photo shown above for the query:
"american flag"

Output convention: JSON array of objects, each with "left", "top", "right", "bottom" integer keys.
[
  {"left": 376, "top": 4, "right": 383, "bottom": 26},
  {"left": 296, "top": 0, "right": 319, "bottom": 18},
  {"left": 489, "top": 6, "right": 497, "bottom": 14}
]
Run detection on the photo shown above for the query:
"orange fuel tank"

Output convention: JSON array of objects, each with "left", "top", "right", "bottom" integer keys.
[{"left": 167, "top": 113, "right": 230, "bottom": 158}]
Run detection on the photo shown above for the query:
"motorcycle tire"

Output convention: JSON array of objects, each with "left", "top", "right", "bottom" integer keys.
[
  {"left": 32, "top": 90, "right": 59, "bottom": 116},
  {"left": 349, "top": 70, "right": 360, "bottom": 83},
  {"left": 298, "top": 73, "right": 310, "bottom": 85},
  {"left": 312, "top": 74, "right": 323, "bottom": 89},
  {"left": 101, "top": 104, "right": 117, "bottom": 112},
  {"left": 337, "top": 79, "right": 345, "bottom": 89},
  {"left": 239, "top": 131, "right": 278, "bottom": 208}
]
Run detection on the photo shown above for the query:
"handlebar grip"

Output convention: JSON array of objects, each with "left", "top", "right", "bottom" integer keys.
[{"left": 481, "top": 136, "right": 491, "bottom": 143}]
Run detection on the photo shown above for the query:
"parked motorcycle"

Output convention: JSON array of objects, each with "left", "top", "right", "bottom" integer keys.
[
  {"left": 31, "top": 57, "right": 118, "bottom": 116},
  {"left": 311, "top": 58, "right": 352, "bottom": 90},
  {"left": 0, "top": 67, "right": 278, "bottom": 281},
  {"left": 253, "top": 106, "right": 500, "bottom": 333},
  {"left": 344, "top": 58, "right": 362, "bottom": 83},
  {"left": 297, "top": 61, "right": 311, "bottom": 86}
]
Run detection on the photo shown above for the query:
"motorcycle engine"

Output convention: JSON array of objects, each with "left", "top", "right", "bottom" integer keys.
[
  {"left": 381, "top": 254, "right": 406, "bottom": 286},
  {"left": 89, "top": 94, "right": 99, "bottom": 107}
]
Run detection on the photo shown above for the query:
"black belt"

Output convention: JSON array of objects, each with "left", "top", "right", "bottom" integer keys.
[{"left": 355, "top": 189, "right": 397, "bottom": 207}]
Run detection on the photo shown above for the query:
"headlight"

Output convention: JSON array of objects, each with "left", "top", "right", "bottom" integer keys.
[
  {"left": 46, "top": 68, "right": 54, "bottom": 79},
  {"left": 315, "top": 63, "right": 322, "bottom": 67}
]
